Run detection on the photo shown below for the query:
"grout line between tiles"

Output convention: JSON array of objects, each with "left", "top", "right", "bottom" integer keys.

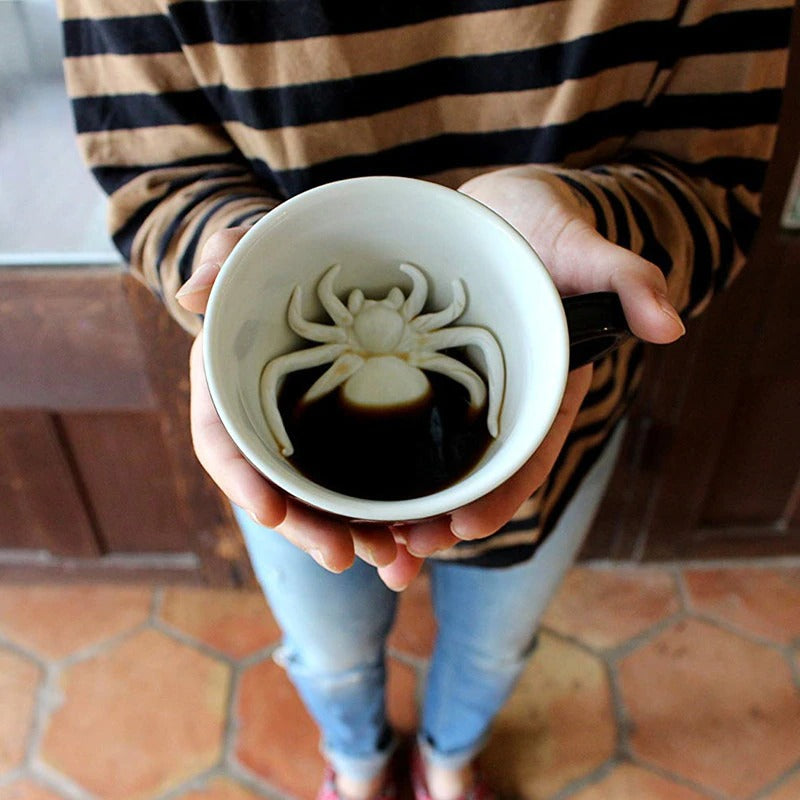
[
  {"left": 222, "top": 660, "right": 245, "bottom": 772},
  {"left": 672, "top": 565, "right": 693, "bottom": 614},
  {"left": 0, "top": 629, "right": 49, "bottom": 668},
  {"left": 601, "top": 652, "right": 633, "bottom": 762},
  {"left": 582, "top": 555, "right": 800, "bottom": 570},
  {"left": 219, "top": 657, "right": 293, "bottom": 800},
  {"left": 150, "top": 616, "right": 245, "bottom": 668},
  {"left": 150, "top": 586, "right": 165, "bottom": 622},
  {"left": 227, "top": 756, "right": 297, "bottom": 800},
  {"left": 24, "top": 661, "right": 61, "bottom": 774},
  {"left": 237, "top": 642, "right": 281, "bottom": 670},
  {"left": 386, "top": 646, "right": 429, "bottom": 673},
  {"left": 29, "top": 757, "right": 97, "bottom": 800},
  {"left": 548, "top": 758, "right": 618, "bottom": 800},
  {"left": 788, "top": 646, "right": 800, "bottom": 693},
  {"left": 686, "top": 611, "right": 797, "bottom": 655},
  {"left": 149, "top": 768, "right": 224, "bottom": 800},
  {"left": 750, "top": 759, "right": 800, "bottom": 800},
  {"left": 599, "top": 609, "right": 690, "bottom": 663},
  {"left": 0, "top": 768, "right": 26, "bottom": 790},
  {"left": 56, "top": 622, "right": 152, "bottom": 670},
  {"left": 627, "top": 756, "right": 732, "bottom": 800}
]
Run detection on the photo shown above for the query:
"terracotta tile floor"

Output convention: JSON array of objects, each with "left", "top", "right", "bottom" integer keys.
[{"left": 1, "top": 563, "right": 799, "bottom": 800}]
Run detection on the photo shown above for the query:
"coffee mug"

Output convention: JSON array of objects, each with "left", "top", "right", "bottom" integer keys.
[{"left": 203, "top": 176, "right": 630, "bottom": 523}]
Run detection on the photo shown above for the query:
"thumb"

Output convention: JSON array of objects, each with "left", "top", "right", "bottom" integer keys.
[
  {"left": 569, "top": 225, "right": 685, "bottom": 344},
  {"left": 609, "top": 257, "right": 686, "bottom": 344},
  {"left": 175, "top": 260, "right": 221, "bottom": 314}
]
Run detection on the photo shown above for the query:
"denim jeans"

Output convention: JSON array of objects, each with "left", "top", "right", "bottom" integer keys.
[{"left": 235, "top": 423, "right": 624, "bottom": 781}]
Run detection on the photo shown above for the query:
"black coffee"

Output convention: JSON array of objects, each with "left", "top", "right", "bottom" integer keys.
[{"left": 277, "top": 363, "right": 492, "bottom": 500}]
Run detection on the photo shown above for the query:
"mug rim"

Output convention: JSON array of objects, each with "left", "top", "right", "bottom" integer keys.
[{"left": 204, "top": 175, "right": 569, "bottom": 522}]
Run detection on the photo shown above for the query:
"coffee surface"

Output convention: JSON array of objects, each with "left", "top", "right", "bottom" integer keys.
[{"left": 278, "top": 364, "right": 491, "bottom": 500}]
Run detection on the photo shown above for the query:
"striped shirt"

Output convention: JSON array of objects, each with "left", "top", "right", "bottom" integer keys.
[{"left": 58, "top": 0, "right": 792, "bottom": 565}]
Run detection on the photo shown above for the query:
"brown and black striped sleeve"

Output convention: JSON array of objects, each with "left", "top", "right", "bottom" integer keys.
[{"left": 57, "top": 0, "right": 280, "bottom": 333}]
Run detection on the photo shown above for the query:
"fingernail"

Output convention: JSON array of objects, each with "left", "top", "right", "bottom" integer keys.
[
  {"left": 450, "top": 520, "right": 484, "bottom": 541},
  {"left": 175, "top": 261, "right": 220, "bottom": 298},
  {"left": 391, "top": 529, "right": 408, "bottom": 545},
  {"left": 655, "top": 292, "right": 686, "bottom": 335},
  {"left": 308, "top": 548, "right": 333, "bottom": 571},
  {"left": 249, "top": 511, "right": 262, "bottom": 526},
  {"left": 354, "top": 541, "right": 377, "bottom": 566}
]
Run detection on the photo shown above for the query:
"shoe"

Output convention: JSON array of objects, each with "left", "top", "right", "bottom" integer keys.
[
  {"left": 410, "top": 745, "right": 496, "bottom": 800},
  {"left": 316, "top": 762, "right": 398, "bottom": 800}
]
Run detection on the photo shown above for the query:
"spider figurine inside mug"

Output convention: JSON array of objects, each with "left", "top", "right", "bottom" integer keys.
[{"left": 203, "top": 176, "right": 630, "bottom": 524}]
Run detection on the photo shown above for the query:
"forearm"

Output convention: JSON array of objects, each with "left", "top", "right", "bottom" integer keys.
[
  {"left": 58, "top": 0, "right": 280, "bottom": 332},
  {"left": 106, "top": 161, "right": 277, "bottom": 333},
  {"left": 536, "top": 152, "right": 759, "bottom": 320},
  {"left": 533, "top": 1, "right": 790, "bottom": 318}
]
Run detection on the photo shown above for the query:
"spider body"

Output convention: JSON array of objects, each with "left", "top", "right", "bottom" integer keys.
[{"left": 260, "top": 263, "right": 505, "bottom": 457}]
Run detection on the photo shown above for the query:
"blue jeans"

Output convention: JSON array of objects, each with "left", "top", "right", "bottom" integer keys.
[{"left": 235, "top": 424, "right": 623, "bottom": 781}]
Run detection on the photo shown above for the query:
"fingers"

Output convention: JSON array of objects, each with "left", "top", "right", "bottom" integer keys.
[
  {"left": 179, "top": 226, "right": 416, "bottom": 584},
  {"left": 276, "top": 500, "right": 356, "bottom": 574},
  {"left": 450, "top": 365, "right": 593, "bottom": 540},
  {"left": 189, "top": 334, "right": 287, "bottom": 527},
  {"left": 378, "top": 545, "right": 425, "bottom": 592},
  {"left": 176, "top": 227, "right": 251, "bottom": 314},
  {"left": 396, "top": 519, "right": 459, "bottom": 557},
  {"left": 350, "top": 524, "right": 398, "bottom": 567}
]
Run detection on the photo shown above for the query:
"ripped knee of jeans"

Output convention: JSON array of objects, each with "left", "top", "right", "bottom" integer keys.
[
  {"left": 444, "top": 630, "right": 540, "bottom": 675},
  {"left": 274, "top": 642, "right": 387, "bottom": 692}
]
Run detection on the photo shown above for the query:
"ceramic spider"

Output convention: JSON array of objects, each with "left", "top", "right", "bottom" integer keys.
[{"left": 260, "top": 263, "right": 505, "bottom": 456}]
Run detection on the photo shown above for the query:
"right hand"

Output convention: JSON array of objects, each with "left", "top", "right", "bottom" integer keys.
[{"left": 176, "top": 228, "right": 430, "bottom": 590}]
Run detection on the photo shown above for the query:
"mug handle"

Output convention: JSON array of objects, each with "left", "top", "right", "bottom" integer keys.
[{"left": 562, "top": 292, "right": 632, "bottom": 369}]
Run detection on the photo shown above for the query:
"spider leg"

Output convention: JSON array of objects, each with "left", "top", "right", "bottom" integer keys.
[
  {"left": 409, "top": 351, "right": 487, "bottom": 415},
  {"left": 399, "top": 263, "right": 428, "bottom": 320},
  {"left": 318, "top": 264, "right": 354, "bottom": 327},
  {"left": 288, "top": 286, "right": 347, "bottom": 343},
  {"left": 260, "top": 343, "right": 348, "bottom": 456},
  {"left": 420, "top": 327, "right": 505, "bottom": 437},
  {"left": 302, "top": 353, "right": 365, "bottom": 405},
  {"left": 411, "top": 279, "right": 466, "bottom": 333}
]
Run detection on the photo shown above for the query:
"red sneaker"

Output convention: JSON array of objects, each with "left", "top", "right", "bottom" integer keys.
[
  {"left": 316, "top": 763, "right": 399, "bottom": 800},
  {"left": 410, "top": 746, "right": 496, "bottom": 800}
]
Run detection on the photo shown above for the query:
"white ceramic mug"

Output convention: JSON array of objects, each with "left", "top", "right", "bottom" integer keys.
[{"left": 203, "top": 176, "right": 629, "bottom": 523}]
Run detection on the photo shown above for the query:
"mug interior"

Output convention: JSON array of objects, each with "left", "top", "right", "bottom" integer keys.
[{"left": 204, "top": 176, "right": 569, "bottom": 521}]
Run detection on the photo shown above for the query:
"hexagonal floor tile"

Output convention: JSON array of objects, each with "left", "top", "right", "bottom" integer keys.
[
  {"left": 159, "top": 587, "right": 281, "bottom": 659},
  {"left": 0, "top": 779, "right": 66, "bottom": 800},
  {"left": 234, "top": 658, "right": 323, "bottom": 800},
  {"left": 618, "top": 619, "right": 800, "bottom": 799},
  {"left": 0, "top": 646, "right": 40, "bottom": 775},
  {"left": 172, "top": 776, "right": 268, "bottom": 799},
  {"left": 387, "top": 572, "right": 436, "bottom": 660},
  {"left": 40, "top": 629, "right": 230, "bottom": 800},
  {"left": 541, "top": 566, "right": 679, "bottom": 650},
  {"left": 683, "top": 568, "right": 800, "bottom": 644},
  {"left": 0, "top": 585, "right": 151, "bottom": 660},
  {"left": 762, "top": 771, "right": 800, "bottom": 800},
  {"left": 571, "top": 763, "right": 714, "bottom": 799},
  {"left": 386, "top": 656, "right": 419, "bottom": 736},
  {"left": 480, "top": 631, "right": 616, "bottom": 798}
]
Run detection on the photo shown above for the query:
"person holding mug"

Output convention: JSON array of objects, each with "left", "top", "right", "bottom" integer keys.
[{"left": 58, "top": 1, "right": 792, "bottom": 798}]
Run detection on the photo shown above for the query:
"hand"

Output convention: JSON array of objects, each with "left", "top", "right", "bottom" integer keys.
[
  {"left": 177, "top": 228, "right": 424, "bottom": 590},
  {"left": 393, "top": 166, "right": 687, "bottom": 552}
]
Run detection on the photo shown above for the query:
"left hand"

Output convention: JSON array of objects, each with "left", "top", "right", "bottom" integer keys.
[{"left": 383, "top": 166, "right": 686, "bottom": 567}]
